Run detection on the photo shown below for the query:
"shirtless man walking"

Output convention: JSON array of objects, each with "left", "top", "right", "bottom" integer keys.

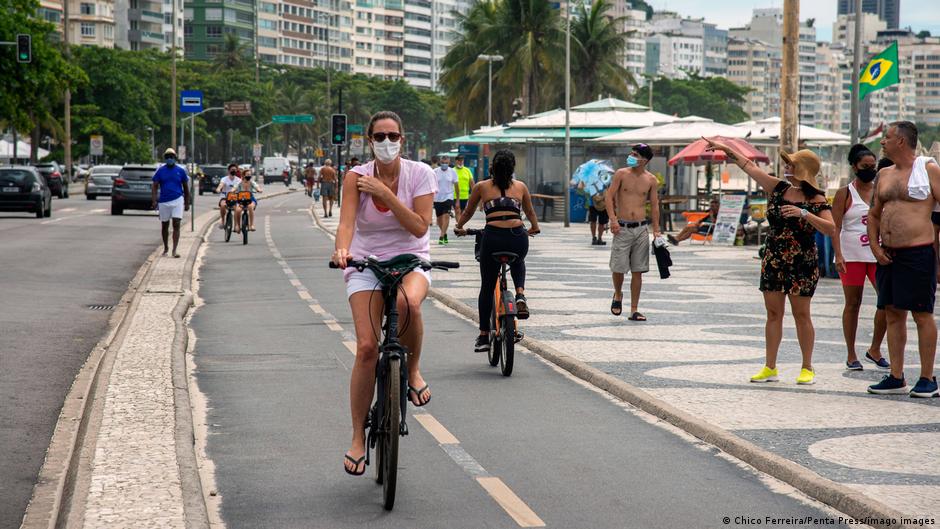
[
  {"left": 607, "top": 143, "right": 661, "bottom": 321},
  {"left": 867, "top": 121, "right": 940, "bottom": 398},
  {"left": 319, "top": 159, "right": 338, "bottom": 217}
]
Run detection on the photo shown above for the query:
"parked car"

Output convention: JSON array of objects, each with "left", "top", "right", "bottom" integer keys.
[
  {"left": 111, "top": 164, "right": 158, "bottom": 215},
  {"left": 0, "top": 166, "right": 52, "bottom": 218},
  {"left": 263, "top": 157, "right": 291, "bottom": 185},
  {"left": 198, "top": 164, "right": 228, "bottom": 195},
  {"left": 85, "top": 164, "right": 122, "bottom": 200},
  {"left": 34, "top": 162, "right": 68, "bottom": 198}
]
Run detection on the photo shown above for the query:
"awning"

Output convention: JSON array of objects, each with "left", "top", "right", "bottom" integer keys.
[{"left": 444, "top": 127, "right": 633, "bottom": 144}]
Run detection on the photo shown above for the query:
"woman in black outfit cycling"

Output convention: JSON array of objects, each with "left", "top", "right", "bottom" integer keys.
[{"left": 454, "top": 150, "right": 540, "bottom": 352}]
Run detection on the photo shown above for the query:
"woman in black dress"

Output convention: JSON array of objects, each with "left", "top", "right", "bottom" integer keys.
[{"left": 704, "top": 138, "right": 836, "bottom": 385}]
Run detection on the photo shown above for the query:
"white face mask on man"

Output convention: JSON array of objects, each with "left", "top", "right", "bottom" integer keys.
[{"left": 372, "top": 139, "right": 401, "bottom": 163}]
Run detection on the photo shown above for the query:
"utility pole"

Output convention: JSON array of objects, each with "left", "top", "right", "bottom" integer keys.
[
  {"left": 63, "top": 0, "right": 72, "bottom": 182},
  {"left": 849, "top": 0, "right": 863, "bottom": 144},
  {"left": 780, "top": 0, "right": 799, "bottom": 154}
]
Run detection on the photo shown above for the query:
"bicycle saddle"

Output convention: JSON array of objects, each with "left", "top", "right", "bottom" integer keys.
[{"left": 491, "top": 251, "right": 519, "bottom": 263}]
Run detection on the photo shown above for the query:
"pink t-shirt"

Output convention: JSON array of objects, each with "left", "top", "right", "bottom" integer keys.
[{"left": 345, "top": 159, "right": 437, "bottom": 273}]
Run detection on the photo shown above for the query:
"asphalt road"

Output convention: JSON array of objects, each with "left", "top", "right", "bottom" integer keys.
[
  {"left": 190, "top": 193, "right": 855, "bottom": 529},
  {"left": 0, "top": 187, "right": 215, "bottom": 529}
]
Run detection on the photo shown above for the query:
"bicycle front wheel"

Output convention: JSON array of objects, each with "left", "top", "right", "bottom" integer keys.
[
  {"left": 382, "top": 357, "right": 401, "bottom": 510},
  {"left": 224, "top": 212, "right": 232, "bottom": 242},
  {"left": 499, "top": 315, "right": 515, "bottom": 377},
  {"left": 242, "top": 212, "right": 249, "bottom": 245}
]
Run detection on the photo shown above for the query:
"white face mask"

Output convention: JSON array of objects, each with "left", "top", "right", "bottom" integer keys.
[{"left": 372, "top": 139, "right": 401, "bottom": 164}]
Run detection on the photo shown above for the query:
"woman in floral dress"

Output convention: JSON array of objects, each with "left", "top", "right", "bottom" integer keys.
[{"left": 704, "top": 139, "right": 836, "bottom": 385}]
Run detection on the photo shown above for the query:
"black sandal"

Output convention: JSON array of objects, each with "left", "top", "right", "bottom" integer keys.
[
  {"left": 408, "top": 385, "right": 431, "bottom": 407},
  {"left": 344, "top": 454, "right": 367, "bottom": 476},
  {"left": 628, "top": 312, "right": 647, "bottom": 321},
  {"left": 611, "top": 298, "right": 623, "bottom": 316}
]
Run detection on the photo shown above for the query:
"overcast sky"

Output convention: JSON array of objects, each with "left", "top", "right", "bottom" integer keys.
[{"left": 647, "top": 0, "right": 940, "bottom": 41}]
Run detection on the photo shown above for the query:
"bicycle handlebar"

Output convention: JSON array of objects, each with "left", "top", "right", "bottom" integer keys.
[{"left": 329, "top": 257, "right": 460, "bottom": 271}]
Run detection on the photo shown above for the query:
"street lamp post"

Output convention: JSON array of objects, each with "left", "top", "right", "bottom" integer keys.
[
  {"left": 145, "top": 126, "right": 155, "bottom": 162},
  {"left": 184, "top": 106, "right": 222, "bottom": 231},
  {"left": 477, "top": 54, "right": 503, "bottom": 127},
  {"left": 563, "top": 1, "right": 572, "bottom": 228},
  {"left": 256, "top": 121, "right": 274, "bottom": 175}
]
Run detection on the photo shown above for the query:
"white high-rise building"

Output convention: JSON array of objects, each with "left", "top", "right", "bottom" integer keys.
[
  {"left": 351, "top": 1, "right": 404, "bottom": 80},
  {"left": 727, "top": 37, "right": 780, "bottom": 119},
  {"left": 832, "top": 12, "right": 886, "bottom": 50},
  {"left": 67, "top": 0, "right": 117, "bottom": 48},
  {"left": 161, "top": 0, "right": 183, "bottom": 53},
  {"left": 403, "top": 0, "right": 433, "bottom": 88}
]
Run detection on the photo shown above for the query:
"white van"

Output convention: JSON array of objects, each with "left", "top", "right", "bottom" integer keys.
[{"left": 263, "top": 157, "right": 291, "bottom": 185}]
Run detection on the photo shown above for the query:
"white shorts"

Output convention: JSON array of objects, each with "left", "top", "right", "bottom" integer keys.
[
  {"left": 158, "top": 196, "right": 184, "bottom": 222},
  {"left": 345, "top": 266, "right": 431, "bottom": 298}
]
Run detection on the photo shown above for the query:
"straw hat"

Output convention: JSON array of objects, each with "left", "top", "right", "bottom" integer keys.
[{"left": 780, "top": 149, "right": 822, "bottom": 191}]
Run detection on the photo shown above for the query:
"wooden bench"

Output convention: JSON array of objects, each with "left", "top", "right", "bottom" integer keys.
[{"left": 531, "top": 193, "right": 564, "bottom": 221}]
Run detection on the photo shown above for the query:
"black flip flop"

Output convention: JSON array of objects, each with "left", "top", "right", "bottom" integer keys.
[
  {"left": 628, "top": 312, "right": 647, "bottom": 321},
  {"left": 344, "top": 454, "right": 366, "bottom": 476},
  {"left": 611, "top": 298, "right": 623, "bottom": 316},
  {"left": 408, "top": 385, "right": 431, "bottom": 407}
]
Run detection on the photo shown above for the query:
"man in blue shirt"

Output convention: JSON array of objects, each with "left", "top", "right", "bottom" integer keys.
[{"left": 151, "top": 148, "right": 191, "bottom": 257}]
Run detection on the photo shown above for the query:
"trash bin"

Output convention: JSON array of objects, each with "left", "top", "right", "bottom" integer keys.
[{"left": 570, "top": 188, "right": 588, "bottom": 223}]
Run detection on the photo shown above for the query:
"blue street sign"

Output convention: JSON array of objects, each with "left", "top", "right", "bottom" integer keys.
[{"left": 180, "top": 90, "right": 203, "bottom": 113}]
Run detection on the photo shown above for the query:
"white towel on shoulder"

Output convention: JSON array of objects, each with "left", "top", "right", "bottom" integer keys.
[{"left": 909, "top": 156, "right": 936, "bottom": 201}]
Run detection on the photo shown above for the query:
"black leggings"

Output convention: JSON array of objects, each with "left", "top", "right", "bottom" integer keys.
[{"left": 478, "top": 225, "right": 529, "bottom": 331}]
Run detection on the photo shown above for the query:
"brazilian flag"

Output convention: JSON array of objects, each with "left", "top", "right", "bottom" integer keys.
[{"left": 859, "top": 41, "right": 900, "bottom": 100}]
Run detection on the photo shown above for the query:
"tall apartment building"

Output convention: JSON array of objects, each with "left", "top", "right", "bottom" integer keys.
[
  {"left": 67, "top": 0, "right": 117, "bottom": 47},
  {"left": 703, "top": 23, "right": 727, "bottom": 77},
  {"left": 351, "top": 0, "right": 405, "bottom": 80},
  {"left": 728, "top": 8, "right": 818, "bottom": 127},
  {"left": 727, "top": 37, "right": 780, "bottom": 119},
  {"left": 403, "top": 0, "right": 433, "bottom": 88},
  {"left": 162, "top": 0, "right": 183, "bottom": 52},
  {"left": 837, "top": 0, "right": 900, "bottom": 30},
  {"left": 832, "top": 12, "right": 886, "bottom": 50},
  {"left": 889, "top": 30, "right": 940, "bottom": 126},
  {"left": 599, "top": 2, "right": 646, "bottom": 80},
  {"left": 113, "top": 0, "right": 165, "bottom": 50},
  {"left": 643, "top": 11, "right": 725, "bottom": 79},
  {"left": 814, "top": 42, "right": 848, "bottom": 134},
  {"left": 183, "top": 0, "right": 253, "bottom": 60}
]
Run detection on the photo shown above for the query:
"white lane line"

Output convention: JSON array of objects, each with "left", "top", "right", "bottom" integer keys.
[
  {"left": 298, "top": 291, "right": 313, "bottom": 301},
  {"left": 476, "top": 477, "right": 546, "bottom": 528},
  {"left": 276, "top": 207, "right": 547, "bottom": 529},
  {"left": 91, "top": 208, "right": 106, "bottom": 213},
  {"left": 413, "top": 414, "right": 459, "bottom": 444},
  {"left": 59, "top": 207, "right": 77, "bottom": 212},
  {"left": 289, "top": 279, "right": 303, "bottom": 288}
]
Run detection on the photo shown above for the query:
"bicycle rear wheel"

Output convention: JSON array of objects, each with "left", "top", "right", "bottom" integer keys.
[
  {"left": 242, "top": 211, "right": 249, "bottom": 245},
  {"left": 487, "top": 308, "right": 500, "bottom": 367},
  {"left": 499, "top": 315, "right": 515, "bottom": 376},
  {"left": 381, "top": 357, "right": 401, "bottom": 510}
]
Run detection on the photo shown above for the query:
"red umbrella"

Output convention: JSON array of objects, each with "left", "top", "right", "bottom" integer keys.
[{"left": 668, "top": 136, "right": 770, "bottom": 166}]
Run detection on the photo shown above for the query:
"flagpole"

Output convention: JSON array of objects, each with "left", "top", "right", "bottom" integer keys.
[{"left": 849, "top": 0, "right": 862, "bottom": 145}]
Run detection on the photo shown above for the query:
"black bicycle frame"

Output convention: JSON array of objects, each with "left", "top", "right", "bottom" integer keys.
[{"left": 371, "top": 282, "right": 410, "bottom": 449}]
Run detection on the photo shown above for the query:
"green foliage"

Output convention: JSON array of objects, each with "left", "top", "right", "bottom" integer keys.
[
  {"left": 19, "top": 42, "right": 456, "bottom": 164},
  {"left": 916, "top": 122, "right": 940, "bottom": 149},
  {"left": 441, "top": 0, "right": 633, "bottom": 129},
  {"left": 633, "top": 74, "right": 750, "bottom": 124},
  {"left": 0, "top": 0, "right": 86, "bottom": 132}
]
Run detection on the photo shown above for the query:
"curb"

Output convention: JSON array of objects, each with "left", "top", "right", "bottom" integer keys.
[
  {"left": 310, "top": 207, "right": 913, "bottom": 529},
  {"left": 19, "top": 188, "right": 296, "bottom": 529}
]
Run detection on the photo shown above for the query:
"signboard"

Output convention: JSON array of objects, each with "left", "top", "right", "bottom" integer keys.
[
  {"left": 348, "top": 124, "right": 364, "bottom": 134},
  {"left": 224, "top": 101, "right": 252, "bottom": 116},
  {"left": 180, "top": 90, "right": 203, "bottom": 113},
  {"left": 417, "top": 148, "right": 427, "bottom": 160},
  {"left": 273, "top": 114, "right": 314, "bottom": 124},
  {"left": 252, "top": 143, "right": 262, "bottom": 159},
  {"left": 89, "top": 135, "right": 104, "bottom": 156},
  {"left": 713, "top": 193, "right": 747, "bottom": 245},
  {"left": 177, "top": 145, "right": 187, "bottom": 161},
  {"left": 350, "top": 134, "right": 364, "bottom": 154}
]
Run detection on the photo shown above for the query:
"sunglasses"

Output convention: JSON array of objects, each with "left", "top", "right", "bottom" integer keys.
[{"left": 371, "top": 132, "right": 402, "bottom": 142}]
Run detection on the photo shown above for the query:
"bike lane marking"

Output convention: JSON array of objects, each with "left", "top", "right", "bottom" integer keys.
[{"left": 261, "top": 208, "right": 547, "bottom": 528}]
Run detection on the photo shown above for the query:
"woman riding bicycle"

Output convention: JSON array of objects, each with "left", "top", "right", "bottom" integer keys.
[
  {"left": 233, "top": 171, "right": 262, "bottom": 232},
  {"left": 454, "top": 150, "right": 540, "bottom": 353},
  {"left": 331, "top": 111, "right": 438, "bottom": 476}
]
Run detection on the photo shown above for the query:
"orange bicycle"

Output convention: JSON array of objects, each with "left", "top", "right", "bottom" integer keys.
[{"left": 464, "top": 228, "right": 519, "bottom": 376}]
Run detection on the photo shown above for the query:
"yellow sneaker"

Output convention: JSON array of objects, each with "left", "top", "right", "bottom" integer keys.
[
  {"left": 750, "top": 366, "right": 779, "bottom": 383},
  {"left": 796, "top": 368, "right": 816, "bottom": 385}
]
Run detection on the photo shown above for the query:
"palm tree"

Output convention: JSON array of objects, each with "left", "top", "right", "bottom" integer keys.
[
  {"left": 213, "top": 34, "right": 251, "bottom": 72},
  {"left": 275, "top": 83, "right": 306, "bottom": 157},
  {"left": 570, "top": 0, "right": 636, "bottom": 105}
]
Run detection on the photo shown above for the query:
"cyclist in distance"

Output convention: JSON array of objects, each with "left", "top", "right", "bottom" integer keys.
[
  {"left": 454, "top": 149, "right": 540, "bottom": 352},
  {"left": 331, "top": 111, "right": 438, "bottom": 476},
  {"left": 233, "top": 170, "right": 263, "bottom": 232},
  {"left": 215, "top": 163, "right": 241, "bottom": 229}
]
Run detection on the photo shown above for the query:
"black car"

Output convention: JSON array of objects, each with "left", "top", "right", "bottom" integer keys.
[
  {"left": 34, "top": 161, "right": 68, "bottom": 198},
  {"left": 0, "top": 166, "right": 52, "bottom": 218},
  {"left": 198, "top": 164, "right": 228, "bottom": 195},
  {"left": 111, "top": 164, "right": 158, "bottom": 215}
]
